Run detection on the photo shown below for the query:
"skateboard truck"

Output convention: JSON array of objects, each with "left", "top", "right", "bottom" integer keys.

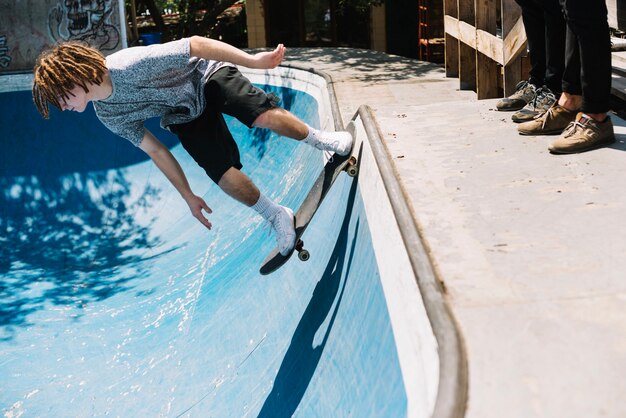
[
  {"left": 295, "top": 239, "right": 310, "bottom": 261},
  {"left": 346, "top": 156, "right": 358, "bottom": 177}
]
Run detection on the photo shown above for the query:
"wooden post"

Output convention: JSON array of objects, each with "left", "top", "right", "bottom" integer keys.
[
  {"left": 443, "top": 0, "right": 527, "bottom": 98},
  {"left": 501, "top": 0, "right": 525, "bottom": 96},
  {"left": 458, "top": 0, "right": 476, "bottom": 91},
  {"left": 444, "top": 0, "right": 459, "bottom": 78},
  {"left": 475, "top": 0, "right": 498, "bottom": 98}
]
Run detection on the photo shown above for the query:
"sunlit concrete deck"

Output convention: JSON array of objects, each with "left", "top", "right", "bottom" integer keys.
[{"left": 283, "top": 47, "right": 626, "bottom": 418}]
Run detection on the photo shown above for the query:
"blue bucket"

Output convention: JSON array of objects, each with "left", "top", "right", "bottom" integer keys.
[{"left": 140, "top": 32, "right": 162, "bottom": 45}]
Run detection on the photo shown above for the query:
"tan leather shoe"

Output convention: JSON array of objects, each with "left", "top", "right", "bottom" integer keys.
[
  {"left": 517, "top": 104, "right": 577, "bottom": 135},
  {"left": 549, "top": 113, "right": 615, "bottom": 154}
]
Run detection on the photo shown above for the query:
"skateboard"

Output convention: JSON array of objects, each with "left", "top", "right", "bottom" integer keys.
[{"left": 259, "top": 122, "right": 359, "bottom": 275}]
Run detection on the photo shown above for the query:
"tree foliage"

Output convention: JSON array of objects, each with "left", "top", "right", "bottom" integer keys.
[
  {"left": 131, "top": 0, "right": 385, "bottom": 42},
  {"left": 132, "top": 0, "right": 240, "bottom": 40},
  {"left": 338, "top": 0, "right": 384, "bottom": 12}
]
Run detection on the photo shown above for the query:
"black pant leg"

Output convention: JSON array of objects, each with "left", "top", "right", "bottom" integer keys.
[
  {"left": 542, "top": 0, "right": 566, "bottom": 94},
  {"left": 560, "top": 0, "right": 611, "bottom": 113},
  {"left": 516, "top": 0, "right": 546, "bottom": 86},
  {"left": 561, "top": 15, "right": 582, "bottom": 96}
]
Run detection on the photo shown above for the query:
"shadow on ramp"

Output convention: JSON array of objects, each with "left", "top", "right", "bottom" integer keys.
[{"left": 257, "top": 169, "right": 360, "bottom": 418}]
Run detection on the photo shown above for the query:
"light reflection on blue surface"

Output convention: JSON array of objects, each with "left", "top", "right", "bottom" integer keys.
[{"left": 0, "top": 84, "right": 407, "bottom": 417}]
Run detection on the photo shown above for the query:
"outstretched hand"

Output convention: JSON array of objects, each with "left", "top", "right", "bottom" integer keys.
[
  {"left": 252, "top": 44, "right": 286, "bottom": 69},
  {"left": 186, "top": 194, "right": 213, "bottom": 230}
]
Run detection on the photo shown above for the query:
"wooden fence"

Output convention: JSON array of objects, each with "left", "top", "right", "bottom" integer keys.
[{"left": 443, "top": 0, "right": 528, "bottom": 99}]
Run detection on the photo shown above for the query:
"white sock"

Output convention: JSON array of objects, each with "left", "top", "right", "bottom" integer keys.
[
  {"left": 251, "top": 193, "right": 280, "bottom": 220},
  {"left": 304, "top": 124, "right": 320, "bottom": 143}
]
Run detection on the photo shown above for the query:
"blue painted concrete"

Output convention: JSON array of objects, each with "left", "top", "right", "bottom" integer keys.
[{"left": 1, "top": 84, "right": 407, "bottom": 417}]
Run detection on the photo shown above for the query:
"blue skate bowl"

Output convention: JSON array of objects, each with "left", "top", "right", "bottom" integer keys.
[{"left": 0, "top": 68, "right": 456, "bottom": 417}]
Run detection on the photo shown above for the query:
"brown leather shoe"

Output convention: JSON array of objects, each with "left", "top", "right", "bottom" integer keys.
[
  {"left": 497, "top": 80, "right": 538, "bottom": 111},
  {"left": 517, "top": 104, "right": 578, "bottom": 135},
  {"left": 549, "top": 113, "right": 615, "bottom": 154}
]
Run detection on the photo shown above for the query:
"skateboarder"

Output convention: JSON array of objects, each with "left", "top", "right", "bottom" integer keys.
[{"left": 32, "top": 36, "right": 353, "bottom": 256}]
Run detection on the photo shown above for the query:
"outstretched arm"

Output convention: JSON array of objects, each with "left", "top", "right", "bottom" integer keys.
[
  {"left": 139, "top": 129, "right": 213, "bottom": 230},
  {"left": 189, "top": 36, "right": 285, "bottom": 69}
]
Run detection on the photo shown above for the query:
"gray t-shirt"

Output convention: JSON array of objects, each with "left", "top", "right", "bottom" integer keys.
[{"left": 93, "top": 38, "right": 232, "bottom": 146}]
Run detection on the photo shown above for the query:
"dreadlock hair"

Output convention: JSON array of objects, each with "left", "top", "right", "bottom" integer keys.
[{"left": 32, "top": 41, "right": 107, "bottom": 119}]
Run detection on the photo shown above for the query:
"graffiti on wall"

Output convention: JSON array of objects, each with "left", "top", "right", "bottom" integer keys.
[
  {"left": 0, "top": 35, "right": 11, "bottom": 68},
  {"left": 48, "top": 0, "right": 120, "bottom": 50}
]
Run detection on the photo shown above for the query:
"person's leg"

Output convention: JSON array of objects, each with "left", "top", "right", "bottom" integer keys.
[
  {"left": 219, "top": 167, "right": 296, "bottom": 255},
  {"left": 253, "top": 108, "right": 353, "bottom": 156},
  {"left": 557, "top": 91, "right": 582, "bottom": 112},
  {"left": 208, "top": 66, "right": 353, "bottom": 156},
  {"left": 549, "top": 0, "right": 614, "bottom": 153},
  {"left": 559, "top": 0, "right": 583, "bottom": 112},
  {"left": 251, "top": 107, "right": 308, "bottom": 139},
  {"left": 217, "top": 167, "right": 260, "bottom": 207},
  {"left": 518, "top": 0, "right": 578, "bottom": 135},
  {"left": 542, "top": 0, "right": 566, "bottom": 95},
  {"left": 562, "top": 0, "right": 611, "bottom": 117},
  {"left": 518, "top": 0, "right": 547, "bottom": 87},
  {"left": 510, "top": 0, "right": 563, "bottom": 122},
  {"left": 552, "top": 8, "right": 583, "bottom": 120},
  {"left": 171, "top": 92, "right": 296, "bottom": 255},
  {"left": 497, "top": 0, "right": 544, "bottom": 111}
]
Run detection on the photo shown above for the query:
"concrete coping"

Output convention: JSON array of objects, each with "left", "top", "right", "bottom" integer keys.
[{"left": 266, "top": 64, "right": 469, "bottom": 418}]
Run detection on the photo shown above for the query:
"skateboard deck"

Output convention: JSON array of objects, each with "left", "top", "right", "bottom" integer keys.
[{"left": 259, "top": 122, "right": 359, "bottom": 275}]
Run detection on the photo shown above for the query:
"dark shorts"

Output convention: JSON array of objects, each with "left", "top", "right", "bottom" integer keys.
[{"left": 169, "top": 66, "right": 278, "bottom": 184}]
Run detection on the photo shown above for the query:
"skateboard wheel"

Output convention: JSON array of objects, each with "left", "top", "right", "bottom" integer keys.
[{"left": 298, "top": 249, "right": 310, "bottom": 261}]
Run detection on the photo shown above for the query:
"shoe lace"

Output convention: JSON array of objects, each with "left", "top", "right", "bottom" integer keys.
[
  {"left": 264, "top": 221, "right": 273, "bottom": 238},
  {"left": 562, "top": 116, "right": 595, "bottom": 138},
  {"left": 515, "top": 80, "right": 529, "bottom": 91},
  {"left": 561, "top": 121, "right": 580, "bottom": 137},
  {"left": 268, "top": 207, "right": 295, "bottom": 240},
  {"left": 266, "top": 211, "right": 283, "bottom": 238},
  {"left": 531, "top": 87, "right": 556, "bottom": 110},
  {"left": 540, "top": 106, "right": 558, "bottom": 129}
]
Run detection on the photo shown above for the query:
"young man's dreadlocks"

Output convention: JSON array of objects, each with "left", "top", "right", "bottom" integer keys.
[{"left": 32, "top": 42, "right": 107, "bottom": 119}]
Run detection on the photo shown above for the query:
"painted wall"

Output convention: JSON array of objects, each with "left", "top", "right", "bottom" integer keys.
[{"left": 0, "top": 0, "right": 125, "bottom": 74}]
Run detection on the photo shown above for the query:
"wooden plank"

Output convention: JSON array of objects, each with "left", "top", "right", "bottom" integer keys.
[
  {"left": 444, "top": 0, "right": 527, "bottom": 98},
  {"left": 458, "top": 0, "right": 473, "bottom": 18},
  {"left": 475, "top": 0, "right": 497, "bottom": 32},
  {"left": 476, "top": 29, "right": 503, "bottom": 64},
  {"left": 459, "top": 43, "right": 476, "bottom": 90},
  {"left": 443, "top": 0, "right": 459, "bottom": 77},
  {"left": 443, "top": 0, "right": 460, "bottom": 77},
  {"left": 458, "top": 0, "right": 476, "bottom": 91},
  {"left": 445, "top": 35, "right": 460, "bottom": 77},
  {"left": 444, "top": 1, "right": 459, "bottom": 24},
  {"left": 475, "top": 0, "right": 499, "bottom": 99},
  {"left": 503, "top": 16, "right": 527, "bottom": 65},
  {"left": 458, "top": 20, "right": 477, "bottom": 49},
  {"left": 476, "top": 55, "right": 499, "bottom": 98},
  {"left": 447, "top": 16, "right": 499, "bottom": 54},
  {"left": 500, "top": 0, "right": 525, "bottom": 96},
  {"left": 501, "top": 0, "right": 521, "bottom": 36},
  {"left": 444, "top": 14, "right": 459, "bottom": 38},
  {"left": 503, "top": 56, "right": 523, "bottom": 96}
]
